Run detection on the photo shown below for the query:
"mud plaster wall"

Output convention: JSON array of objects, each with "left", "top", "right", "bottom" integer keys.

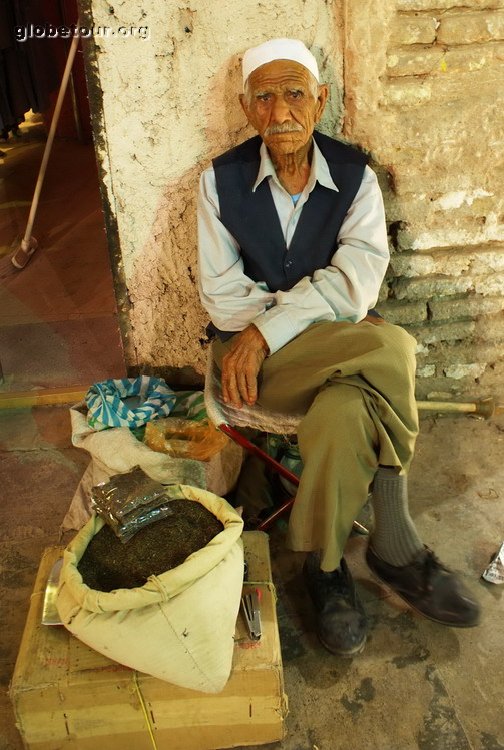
[{"left": 83, "top": 0, "right": 504, "bottom": 398}]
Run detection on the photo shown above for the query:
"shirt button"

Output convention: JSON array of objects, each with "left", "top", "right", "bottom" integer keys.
[{"left": 285, "top": 260, "right": 293, "bottom": 268}]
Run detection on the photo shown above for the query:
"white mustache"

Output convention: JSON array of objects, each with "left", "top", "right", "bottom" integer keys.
[{"left": 264, "top": 122, "right": 303, "bottom": 135}]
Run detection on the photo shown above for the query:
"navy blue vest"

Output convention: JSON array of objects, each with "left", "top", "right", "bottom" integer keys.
[{"left": 209, "top": 131, "right": 368, "bottom": 341}]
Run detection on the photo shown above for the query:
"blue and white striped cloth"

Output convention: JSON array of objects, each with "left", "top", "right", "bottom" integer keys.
[{"left": 86, "top": 376, "right": 177, "bottom": 431}]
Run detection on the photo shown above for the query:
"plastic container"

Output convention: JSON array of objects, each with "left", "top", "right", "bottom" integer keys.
[{"left": 144, "top": 417, "right": 229, "bottom": 461}]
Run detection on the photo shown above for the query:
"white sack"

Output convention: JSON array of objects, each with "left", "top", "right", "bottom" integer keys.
[
  {"left": 57, "top": 485, "right": 244, "bottom": 693},
  {"left": 62, "top": 403, "right": 242, "bottom": 532}
]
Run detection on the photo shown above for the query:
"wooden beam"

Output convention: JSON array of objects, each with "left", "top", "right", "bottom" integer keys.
[{"left": 0, "top": 386, "right": 87, "bottom": 409}]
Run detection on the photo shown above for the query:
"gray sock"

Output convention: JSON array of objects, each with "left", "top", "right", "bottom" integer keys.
[{"left": 370, "top": 467, "right": 424, "bottom": 566}]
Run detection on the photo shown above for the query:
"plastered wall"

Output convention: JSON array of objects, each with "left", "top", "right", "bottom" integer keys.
[{"left": 82, "top": 0, "right": 504, "bottom": 397}]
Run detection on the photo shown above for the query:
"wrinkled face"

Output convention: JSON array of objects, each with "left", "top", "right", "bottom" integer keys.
[{"left": 240, "top": 59, "right": 328, "bottom": 157}]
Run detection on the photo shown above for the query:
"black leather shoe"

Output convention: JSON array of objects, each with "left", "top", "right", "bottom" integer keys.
[
  {"left": 366, "top": 546, "right": 481, "bottom": 627},
  {"left": 303, "top": 553, "right": 368, "bottom": 656}
]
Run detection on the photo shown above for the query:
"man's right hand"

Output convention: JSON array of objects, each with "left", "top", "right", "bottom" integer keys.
[{"left": 221, "top": 325, "right": 269, "bottom": 408}]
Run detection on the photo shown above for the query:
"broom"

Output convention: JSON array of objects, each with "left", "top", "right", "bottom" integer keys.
[{"left": 11, "top": 31, "right": 80, "bottom": 269}]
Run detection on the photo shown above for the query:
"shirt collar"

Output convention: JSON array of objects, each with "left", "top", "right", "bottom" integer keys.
[{"left": 252, "top": 136, "right": 339, "bottom": 194}]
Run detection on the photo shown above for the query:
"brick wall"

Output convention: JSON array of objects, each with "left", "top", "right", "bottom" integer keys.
[{"left": 346, "top": 0, "right": 504, "bottom": 399}]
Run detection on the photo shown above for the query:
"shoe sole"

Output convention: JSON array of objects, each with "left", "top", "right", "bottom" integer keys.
[
  {"left": 318, "top": 632, "right": 367, "bottom": 657},
  {"left": 368, "top": 567, "right": 480, "bottom": 628}
]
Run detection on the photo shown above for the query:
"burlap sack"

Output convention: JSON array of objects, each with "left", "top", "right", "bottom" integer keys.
[
  {"left": 56, "top": 486, "right": 244, "bottom": 693},
  {"left": 61, "top": 403, "right": 242, "bottom": 532}
]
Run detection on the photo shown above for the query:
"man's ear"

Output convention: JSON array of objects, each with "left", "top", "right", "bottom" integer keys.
[
  {"left": 238, "top": 93, "right": 249, "bottom": 119},
  {"left": 314, "top": 84, "right": 329, "bottom": 124}
]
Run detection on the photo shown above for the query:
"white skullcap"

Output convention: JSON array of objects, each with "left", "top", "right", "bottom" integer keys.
[{"left": 242, "top": 38, "right": 320, "bottom": 88}]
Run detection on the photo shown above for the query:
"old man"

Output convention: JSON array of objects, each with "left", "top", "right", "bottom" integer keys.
[{"left": 197, "top": 38, "right": 480, "bottom": 656}]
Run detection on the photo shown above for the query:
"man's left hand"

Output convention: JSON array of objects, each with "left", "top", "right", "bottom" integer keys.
[{"left": 221, "top": 325, "right": 269, "bottom": 408}]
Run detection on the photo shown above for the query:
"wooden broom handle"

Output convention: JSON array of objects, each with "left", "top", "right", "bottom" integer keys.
[{"left": 22, "top": 31, "right": 80, "bottom": 247}]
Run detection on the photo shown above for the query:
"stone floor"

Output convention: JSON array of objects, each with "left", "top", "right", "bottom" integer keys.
[
  {"left": 0, "top": 114, "right": 125, "bottom": 392},
  {"left": 1, "top": 406, "right": 503, "bottom": 750}
]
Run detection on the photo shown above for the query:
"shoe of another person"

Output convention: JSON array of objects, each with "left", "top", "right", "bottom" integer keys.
[
  {"left": 366, "top": 546, "right": 481, "bottom": 627},
  {"left": 303, "top": 552, "right": 368, "bottom": 656}
]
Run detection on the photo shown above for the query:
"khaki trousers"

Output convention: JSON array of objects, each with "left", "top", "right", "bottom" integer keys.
[{"left": 213, "top": 320, "right": 419, "bottom": 571}]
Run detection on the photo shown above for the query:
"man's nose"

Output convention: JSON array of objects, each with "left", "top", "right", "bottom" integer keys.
[{"left": 270, "top": 97, "right": 291, "bottom": 123}]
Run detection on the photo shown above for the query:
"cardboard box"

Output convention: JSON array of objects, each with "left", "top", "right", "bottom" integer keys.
[{"left": 10, "top": 532, "right": 287, "bottom": 750}]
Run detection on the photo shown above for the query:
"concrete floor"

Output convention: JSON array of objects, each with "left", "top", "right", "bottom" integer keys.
[{"left": 1, "top": 408, "right": 503, "bottom": 750}]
